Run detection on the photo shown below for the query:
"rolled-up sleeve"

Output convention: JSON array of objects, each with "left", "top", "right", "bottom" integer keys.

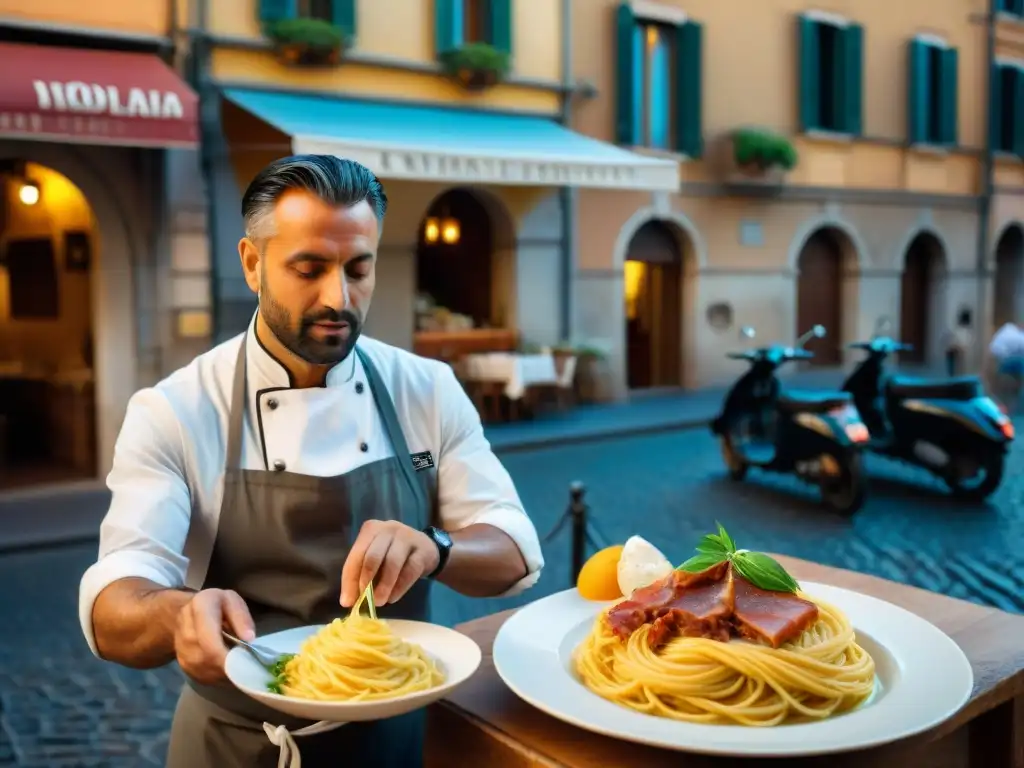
[
  {"left": 434, "top": 365, "right": 544, "bottom": 595},
  {"left": 78, "top": 388, "right": 192, "bottom": 657}
]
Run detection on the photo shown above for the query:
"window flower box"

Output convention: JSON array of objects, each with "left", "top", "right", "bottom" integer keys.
[
  {"left": 265, "top": 18, "right": 350, "bottom": 67},
  {"left": 439, "top": 43, "right": 510, "bottom": 91}
]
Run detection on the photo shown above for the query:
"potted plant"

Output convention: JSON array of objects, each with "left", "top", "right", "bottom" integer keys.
[
  {"left": 264, "top": 18, "right": 350, "bottom": 66},
  {"left": 732, "top": 127, "right": 798, "bottom": 176},
  {"left": 570, "top": 342, "right": 614, "bottom": 404},
  {"left": 439, "top": 43, "right": 511, "bottom": 91}
]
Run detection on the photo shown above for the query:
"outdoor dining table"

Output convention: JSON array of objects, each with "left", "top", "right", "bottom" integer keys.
[{"left": 424, "top": 554, "right": 1024, "bottom": 768}]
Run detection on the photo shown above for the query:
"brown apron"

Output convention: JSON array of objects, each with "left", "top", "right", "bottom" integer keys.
[{"left": 166, "top": 338, "right": 437, "bottom": 768}]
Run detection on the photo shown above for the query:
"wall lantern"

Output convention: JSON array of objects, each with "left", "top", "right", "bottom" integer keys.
[
  {"left": 17, "top": 180, "right": 39, "bottom": 206},
  {"left": 424, "top": 215, "right": 461, "bottom": 245}
]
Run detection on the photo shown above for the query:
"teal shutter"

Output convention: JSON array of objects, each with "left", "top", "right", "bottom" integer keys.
[
  {"left": 675, "top": 20, "right": 703, "bottom": 157},
  {"left": 331, "top": 0, "right": 357, "bottom": 37},
  {"left": 991, "top": 63, "right": 1004, "bottom": 152},
  {"left": 907, "top": 40, "right": 930, "bottom": 144},
  {"left": 259, "top": 0, "right": 297, "bottom": 23},
  {"left": 939, "top": 46, "right": 959, "bottom": 145},
  {"left": 435, "top": 0, "right": 458, "bottom": 56},
  {"left": 1014, "top": 66, "right": 1024, "bottom": 155},
  {"left": 840, "top": 23, "right": 864, "bottom": 135},
  {"left": 615, "top": 3, "right": 638, "bottom": 145},
  {"left": 489, "top": 0, "right": 513, "bottom": 56},
  {"left": 799, "top": 17, "right": 820, "bottom": 131}
]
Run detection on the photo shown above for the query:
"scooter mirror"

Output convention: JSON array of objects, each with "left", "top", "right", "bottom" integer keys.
[
  {"left": 813, "top": 324, "right": 827, "bottom": 338},
  {"left": 740, "top": 326, "right": 756, "bottom": 339}
]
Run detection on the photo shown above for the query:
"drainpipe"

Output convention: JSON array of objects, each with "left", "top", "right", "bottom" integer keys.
[
  {"left": 557, "top": 0, "right": 575, "bottom": 342},
  {"left": 975, "top": 0, "right": 996, "bottom": 367},
  {"left": 194, "top": 0, "right": 223, "bottom": 341}
]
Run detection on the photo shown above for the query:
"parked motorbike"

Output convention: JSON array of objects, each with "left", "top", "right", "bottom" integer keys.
[
  {"left": 842, "top": 332, "right": 1014, "bottom": 501},
  {"left": 710, "top": 325, "right": 870, "bottom": 514}
]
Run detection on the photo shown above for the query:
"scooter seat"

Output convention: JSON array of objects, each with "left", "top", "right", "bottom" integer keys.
[
  {"left": 777, "top": 390, "right": 853, "bottom": 413},
  {"left": 886, "top": 376, "right": 980, "bottom": 401}
]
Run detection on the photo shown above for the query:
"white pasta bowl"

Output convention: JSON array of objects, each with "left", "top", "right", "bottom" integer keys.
[{"left": 225, "top": 620, "right": 482, "bottom": 723}]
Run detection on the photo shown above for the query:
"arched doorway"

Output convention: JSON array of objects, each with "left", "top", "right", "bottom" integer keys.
[
  {"left": 0, "top": 161, "right": 96, "bottom": 488},
  {"left": 993, "top": 224, "right": 1024, "bottom": 329},
  {"left": 795, "top": 228, "right": 851, "bottom": 365},
  {"left": 624, "top": 221, "right": 684, "bottom": 389},
  {"left": 899, "top": 232, "right": 947, "bottom": 365},
  {"left": 415, "top": 188, "right": 502, "bottom": 335}
]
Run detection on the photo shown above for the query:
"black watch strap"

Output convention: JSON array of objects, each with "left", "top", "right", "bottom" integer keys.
[{"left": 423, "top": 525, "right": 452, "bottom": 579}]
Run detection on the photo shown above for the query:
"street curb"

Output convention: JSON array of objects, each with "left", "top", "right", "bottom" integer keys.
[{"left": 491, "top": 414, "right": 713, "bottom": 454}]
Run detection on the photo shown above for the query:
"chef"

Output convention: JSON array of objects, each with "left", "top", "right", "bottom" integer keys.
[{"left": 77, "top": 155, "right": 544, "bottom": 767}]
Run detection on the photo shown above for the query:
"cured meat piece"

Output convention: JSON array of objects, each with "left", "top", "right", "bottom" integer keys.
[
  {"left": 606, "top": 562, "right": 734, "bottom": 645},
  {"left": 731, "top": 575, "right": 819, "bottom": 648}
]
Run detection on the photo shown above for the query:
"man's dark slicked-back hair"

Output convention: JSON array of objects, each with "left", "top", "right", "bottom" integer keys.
[{"left": 241, "top": 154, "right": 388, "bottom": 240}]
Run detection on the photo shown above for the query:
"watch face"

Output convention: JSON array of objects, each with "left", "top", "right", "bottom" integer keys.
[{"left": 434, "top": 528, "right": 452, "bottom": 548}]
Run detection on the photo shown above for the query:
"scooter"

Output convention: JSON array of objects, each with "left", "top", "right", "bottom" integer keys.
[
  {"left": 842, "top": 331, "right": 1014, "bottom": 501},
  {"left": 710, "top": 325, "right": 870, "bottom": 515}
]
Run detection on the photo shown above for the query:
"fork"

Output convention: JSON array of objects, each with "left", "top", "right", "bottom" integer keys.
[{"left": 222, "top": 631, "right": 284, "bottom": 667}]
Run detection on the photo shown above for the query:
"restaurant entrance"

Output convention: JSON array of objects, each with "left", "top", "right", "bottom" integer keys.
[{"left": 0, "top": 161, "right": 96, "bottom": 489}]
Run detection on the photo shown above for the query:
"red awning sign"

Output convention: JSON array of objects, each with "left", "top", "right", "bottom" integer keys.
[{"left": 0, "top": 42, "right": 199, "bottom": 149}]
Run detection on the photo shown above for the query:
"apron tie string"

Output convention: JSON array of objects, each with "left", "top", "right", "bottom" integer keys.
[{"left": 263, "top": 720, "right": 346, "bottom": 768}]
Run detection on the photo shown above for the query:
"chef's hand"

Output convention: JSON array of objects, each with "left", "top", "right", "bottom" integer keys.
[
  {"left": 174, "top": 588, "right": 255, "bottom": 685},
  {"left": 340, "top": 520, "right": 441, "bottom": 607}
]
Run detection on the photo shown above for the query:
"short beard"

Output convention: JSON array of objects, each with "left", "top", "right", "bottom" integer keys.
[{"left": 259, "top": 275, "right": 362, "bottom": 366}]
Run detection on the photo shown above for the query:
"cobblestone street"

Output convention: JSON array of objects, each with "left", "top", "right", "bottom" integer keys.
[{"left": 1, "top": 422, "right": 1022, "bottom": 766}]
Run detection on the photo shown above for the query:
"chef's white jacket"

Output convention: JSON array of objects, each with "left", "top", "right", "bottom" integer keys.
[{"left": 78, "top": 317, "right": 544, "bottom": 655}]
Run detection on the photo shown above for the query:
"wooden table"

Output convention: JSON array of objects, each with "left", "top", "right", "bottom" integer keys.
[{"left": 425, "top": 556, "right": 1024, "bottom": 768}]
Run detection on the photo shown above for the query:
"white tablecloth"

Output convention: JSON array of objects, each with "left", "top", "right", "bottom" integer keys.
[{"left": 462, "top": 353, "right": 559, "bottom": 400}]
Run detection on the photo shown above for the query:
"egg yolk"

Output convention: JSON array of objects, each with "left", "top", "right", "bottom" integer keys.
[{"left": 576, "top": 545, "right": 625, "bottom": 601}]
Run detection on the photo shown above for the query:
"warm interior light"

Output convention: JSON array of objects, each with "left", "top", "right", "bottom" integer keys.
[
  {"left": 424, "top": 217, "right": 440, "bottom": 244},
  {"left": 18, "top": 181, "right": 39, "bottom": 206},
  {"left": 440, "top": 218, "right": 461, "bottom": 245},
  {"left": 623, "top": 260, "right": 646, "bottom": 319},
  {"left": 646, "top": 26, "right": 658, "bottom": 48}
]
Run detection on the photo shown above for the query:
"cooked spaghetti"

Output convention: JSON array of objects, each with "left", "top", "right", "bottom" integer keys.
[
  {"left": 276, "top": 614, "right": 445, "bottom": 702},
  {"left": 575, "top": 565, "right": 875, "bottom": 726}
]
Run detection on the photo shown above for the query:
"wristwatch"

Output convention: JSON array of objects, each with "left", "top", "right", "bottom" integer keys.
[{"left": 422, "top": 526, "right": 453, "bottom": 579}]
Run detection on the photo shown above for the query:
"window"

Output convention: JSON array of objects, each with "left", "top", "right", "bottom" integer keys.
[
  {"left": 997, "top": 0, "right": 1024, "bottom": 15},
  {"left": 615, "top": 3, "right": 703, "bottom": 157},
  {"left": 798, "top": 15, "right": 863, "bottom": 135},
  {"left": 298, "top": 0, "right": 333, "bottom": 21},
  {"left": 435, "top": 0, "right": 512, "bottom": 58},
  {"left": 907, "top": 38, "right": 958, "bottom": 147},
  {"left": 993, "top": 61, "right": 1024, "bottom": 154}
]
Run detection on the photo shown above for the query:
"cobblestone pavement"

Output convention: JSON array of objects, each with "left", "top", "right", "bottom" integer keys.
[{"left": 1, "top": 422, "right": 1023, "bottom": 766}]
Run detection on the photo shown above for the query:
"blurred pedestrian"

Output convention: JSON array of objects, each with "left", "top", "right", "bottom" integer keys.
[
  {"left": 943, "top": 309, "right": 972, "bottom": 377},
  {"left": 988, "top": 319, "right": 1024, "bottom": 411}
]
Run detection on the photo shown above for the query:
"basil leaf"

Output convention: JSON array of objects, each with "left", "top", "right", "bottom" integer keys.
[
  {"left": 695, "top": 534, "right": 729, "bottom": 556},
  {"left": 716, "top": 522, "right": 736, "bottom": 554},
  {"left": 677, "top": 552, "right": 727, "bottom": 573},
  {"left": 732, "top": 551, "right": 799, "bottom": 593}
]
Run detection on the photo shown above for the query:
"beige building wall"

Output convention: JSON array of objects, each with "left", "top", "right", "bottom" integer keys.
[{"left": 569, "top": 0, "right": 1012, "bottom": 396}]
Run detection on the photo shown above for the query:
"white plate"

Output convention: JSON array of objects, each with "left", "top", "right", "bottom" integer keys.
[
  {"left": 225, "top": 620, "right": 481, "bottom": 722},
  {"left": 494, "top": 584, "right": 974, "bottom": 757}
]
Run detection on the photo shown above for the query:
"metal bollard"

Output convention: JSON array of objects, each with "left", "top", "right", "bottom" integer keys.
[{"left": 569, "top": 481, "right": 587, "bottom": 586}]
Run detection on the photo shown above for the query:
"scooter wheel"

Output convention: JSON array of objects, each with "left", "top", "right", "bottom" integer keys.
[
  {"left": 720, "top": 436, "right": 748, "bottom": 481},
  {"left": 821, "top": 452, "right": 866, "bottom": 515},
  {"left": 943, "top": 452, "right": 1004, "bottom": 501}
]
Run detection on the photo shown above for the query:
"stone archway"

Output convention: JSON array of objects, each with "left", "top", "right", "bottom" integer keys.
[
  {"left": 623, "top": 220, "right": 696, "bottom": 389},
  {"left": 993, "top": 223, "right": 1024, "bottom": 329},
  {"left": 414, "top": 187, "right": 516, "bottom": 336},
  {"left": 899, "top": 232, "right": 948, "bottom": 365},
  {"left": 0, "top": 142, "right": 138, "bottom": 481},
  {"left": 794, "top": 227, "right": 859, "bottom": 365}
]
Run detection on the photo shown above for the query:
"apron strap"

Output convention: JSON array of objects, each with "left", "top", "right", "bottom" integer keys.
[
  {"left": 356, "top": 345, "right": 429, "bottom": 515},
  {"left": 226, "top": 335, "right": 249, "bottom": 473}
]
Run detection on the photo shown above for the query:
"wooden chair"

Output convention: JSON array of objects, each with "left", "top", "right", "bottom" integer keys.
[{"left": 526, "top": 353, "right": 578, "bottom": 414}]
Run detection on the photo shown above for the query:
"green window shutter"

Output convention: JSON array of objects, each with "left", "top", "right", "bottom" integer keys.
[
  {"left": 990, "top": 63, "right": 1004, "bottom": 152},
  {"left": 615, "top": 2, "right": 638, "bottom": 145},
  {"left": 798, "top": 17, "right": 820, "bottom": 132},
  {"left": 840, "top": 23, "right": 864, "bottom": 135},
  {"left": 907, "top": 40, "right": 930, "bottom": 144},
  {"left": 259, "top": 0, "right": 297, "bottom": 23},
  {"left": 332, "top": 0, "right": 357, "bottom": 37},
  {"left": 489, "top": 0, "right": 513, "bottom": 56},
  {"left": 435, "top": 0, "right": 458, "bottom": 56},
  {"left": 675, "top": 20, "right": 703, "bottom": 157},
  {"left": 1014, "top": 66, "right": 1024, "bottom": 155},
  {"left": 938, "top": 46, "right": 959, "bottom": 146}
]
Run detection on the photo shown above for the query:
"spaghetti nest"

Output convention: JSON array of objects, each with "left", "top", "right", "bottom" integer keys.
[
  {"left": 279, "top": 615, "right": 445, "bottom": 702},
  {"left": 575, "top": 595, "right": 875, "bottom": 726}
]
